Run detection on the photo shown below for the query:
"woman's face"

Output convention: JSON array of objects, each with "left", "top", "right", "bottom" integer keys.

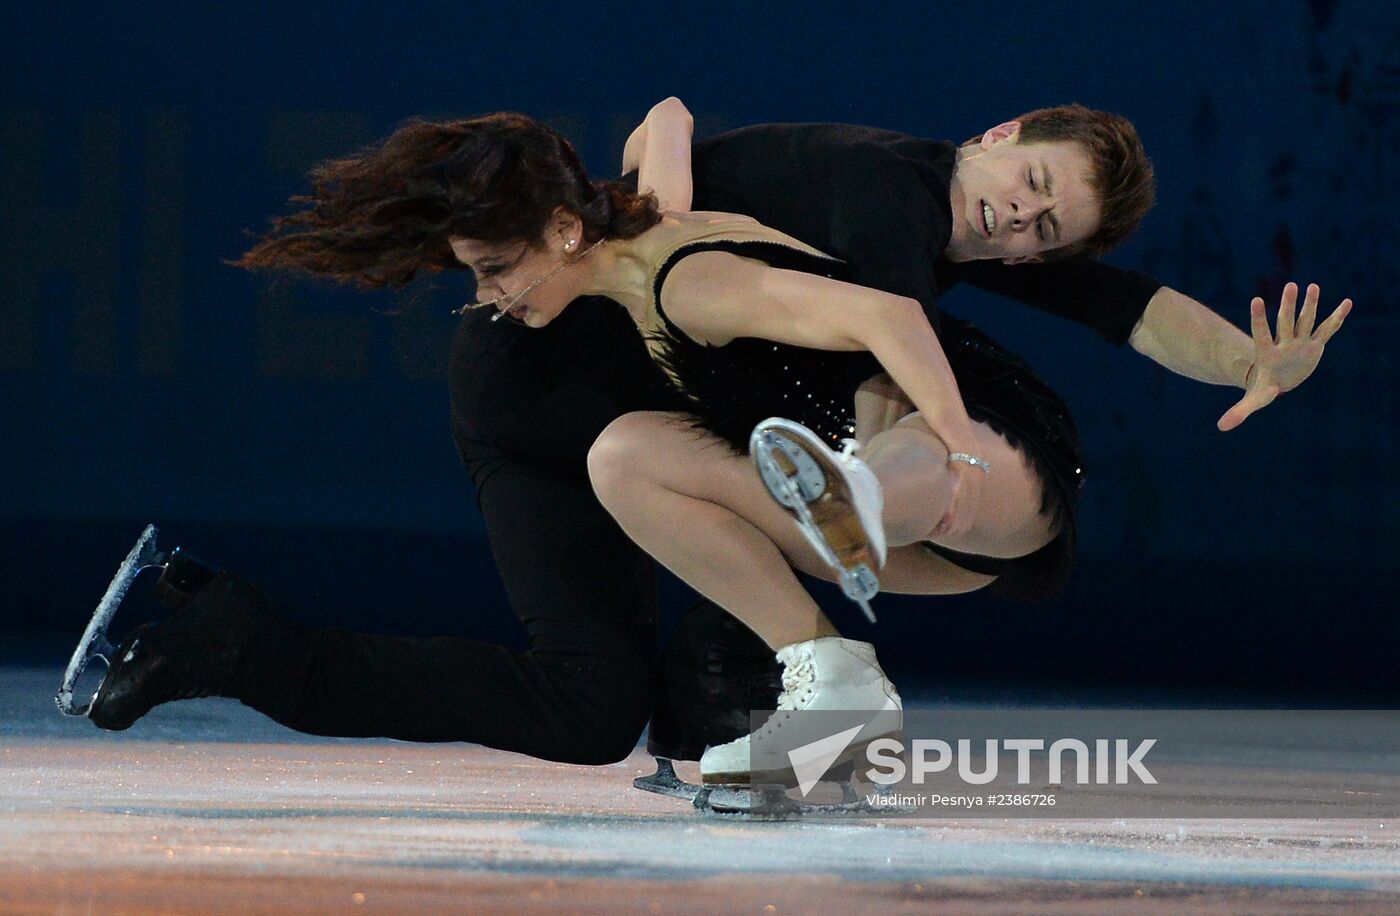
[
  {"left": 946, "top": 122, "right": 1102, "bottom": 264},
  {"left": 450, "top": 235, "right": 582, "bottom": 328}
]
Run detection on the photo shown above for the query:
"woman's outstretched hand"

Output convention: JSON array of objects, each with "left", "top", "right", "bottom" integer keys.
[{"left": 1217, "top": 282, "right": 1352, "bottom": 432}]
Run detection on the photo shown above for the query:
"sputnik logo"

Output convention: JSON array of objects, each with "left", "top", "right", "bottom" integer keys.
[{"left": 787, "top": 724, "right": 865, "bottom": 796}]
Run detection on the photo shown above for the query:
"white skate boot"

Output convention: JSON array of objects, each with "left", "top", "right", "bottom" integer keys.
[
  {"left": 698, "top": 637, "right": 902, "bottom": 811},
  {"left": 750, "top": 418, "right": 886, "bottom": 621}
]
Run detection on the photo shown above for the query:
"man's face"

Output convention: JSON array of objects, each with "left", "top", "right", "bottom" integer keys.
[{"left": 946, "top": 122, "right": 1101, "bottom": 264}]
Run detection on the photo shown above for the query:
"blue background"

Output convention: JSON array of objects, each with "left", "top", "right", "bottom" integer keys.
[{"left": 3, "top": 1, "right": 1397, "bottom": 697}]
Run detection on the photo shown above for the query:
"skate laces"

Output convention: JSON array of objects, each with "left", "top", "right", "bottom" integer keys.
[
  {"left": 774, "top": 645, "right": 817, "bottom": 711},
  {"left": 739, "top": 649, "right": 817, "bottom": 744}
]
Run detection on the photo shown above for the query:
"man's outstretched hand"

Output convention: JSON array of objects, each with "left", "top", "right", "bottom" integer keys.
[{"left": 1217, "top": 282, "right": 1352, "bottom": 432}]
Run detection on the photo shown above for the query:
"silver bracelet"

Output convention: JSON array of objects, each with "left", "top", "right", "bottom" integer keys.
[{"left": 947, "top": 452, "right": 991, "bottom": 474}]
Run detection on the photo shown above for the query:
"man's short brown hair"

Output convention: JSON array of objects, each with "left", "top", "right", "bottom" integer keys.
[{"left": 972, "top": 103, "right": 1156, "bottom": 260}]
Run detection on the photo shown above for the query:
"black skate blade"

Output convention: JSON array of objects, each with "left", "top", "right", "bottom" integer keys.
[
  {"left": 55, "top": 525, "right": 167, "bottom": 717},
  {"left": 632, "top": 758, "right": 701, "bottom": 802}
]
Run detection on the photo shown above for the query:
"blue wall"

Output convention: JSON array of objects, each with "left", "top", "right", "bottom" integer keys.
[{"left": 4, "top": 1, "right": 1397, "bottom": 693}]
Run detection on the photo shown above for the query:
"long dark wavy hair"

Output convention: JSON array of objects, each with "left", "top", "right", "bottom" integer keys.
[{"left": 234, "top": 112, "right": 661, "bottom": 289}]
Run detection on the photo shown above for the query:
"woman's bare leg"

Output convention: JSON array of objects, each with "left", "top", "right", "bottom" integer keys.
[
  {"left": 588, "top": 413, "right": 841, "bottom": 648},
  {"left": 877, "top": 544, "right": 998, "bottom": 594},
  {"left": 587, "top": 411, "right": 1037, "bottom": 648}
]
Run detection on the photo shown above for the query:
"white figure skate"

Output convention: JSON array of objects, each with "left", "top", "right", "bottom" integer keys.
[{"left": 695, "top": 637, "right": 903, "bottom": 816}]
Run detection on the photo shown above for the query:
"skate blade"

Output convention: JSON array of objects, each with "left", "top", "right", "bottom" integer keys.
[
  {"left": 695, "top": 784, "right": 798, "bottom": 817},
  {"left": 752, "top": 430, "right": 880, "bottom": 622},
  {"left": 841, "top": 568, "right": 880, "bottom": 625},
  {"left": 632, "top": 757, "right": 701, "bottom": 802},
  {"left": 55, "top": 524, "right": 167, "bottom": 717},
  {"left": 696, "top": 780, "right": 887, "bottom": 817}
]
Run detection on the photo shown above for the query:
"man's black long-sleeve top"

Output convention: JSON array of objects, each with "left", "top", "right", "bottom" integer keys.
[{"left": 690, "top": 122, "right": 1163, "bottom": 346}]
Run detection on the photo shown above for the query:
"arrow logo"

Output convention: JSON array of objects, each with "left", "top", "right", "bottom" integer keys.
[{"left": 787, "top": 724, "right": 865, "bottom": 796}]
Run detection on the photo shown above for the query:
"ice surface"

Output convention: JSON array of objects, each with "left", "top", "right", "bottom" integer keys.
[{"left": 6, "top": 664, "right": 1400, "bottom": 914}]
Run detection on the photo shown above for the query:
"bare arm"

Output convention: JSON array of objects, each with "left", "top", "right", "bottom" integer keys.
[
  {"left": 1129, "top": 282, "right": 1352, "bottom": 430},
  {"left": 1128, "top": 286, "right": 1254, "bottom": 387},
  {"left": 660, "top": 251, "right": 978, "bottom": 456},
  {"left": 621, "top": 97, "right": 694, "bottom": 212}
]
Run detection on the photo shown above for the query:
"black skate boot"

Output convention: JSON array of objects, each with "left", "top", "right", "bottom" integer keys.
[
  {"left": 88, "top": 550, "right": 276, "bottom": 731},
  {"left": 636, "top": 601, "right": 782, "bottom": 799}
]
